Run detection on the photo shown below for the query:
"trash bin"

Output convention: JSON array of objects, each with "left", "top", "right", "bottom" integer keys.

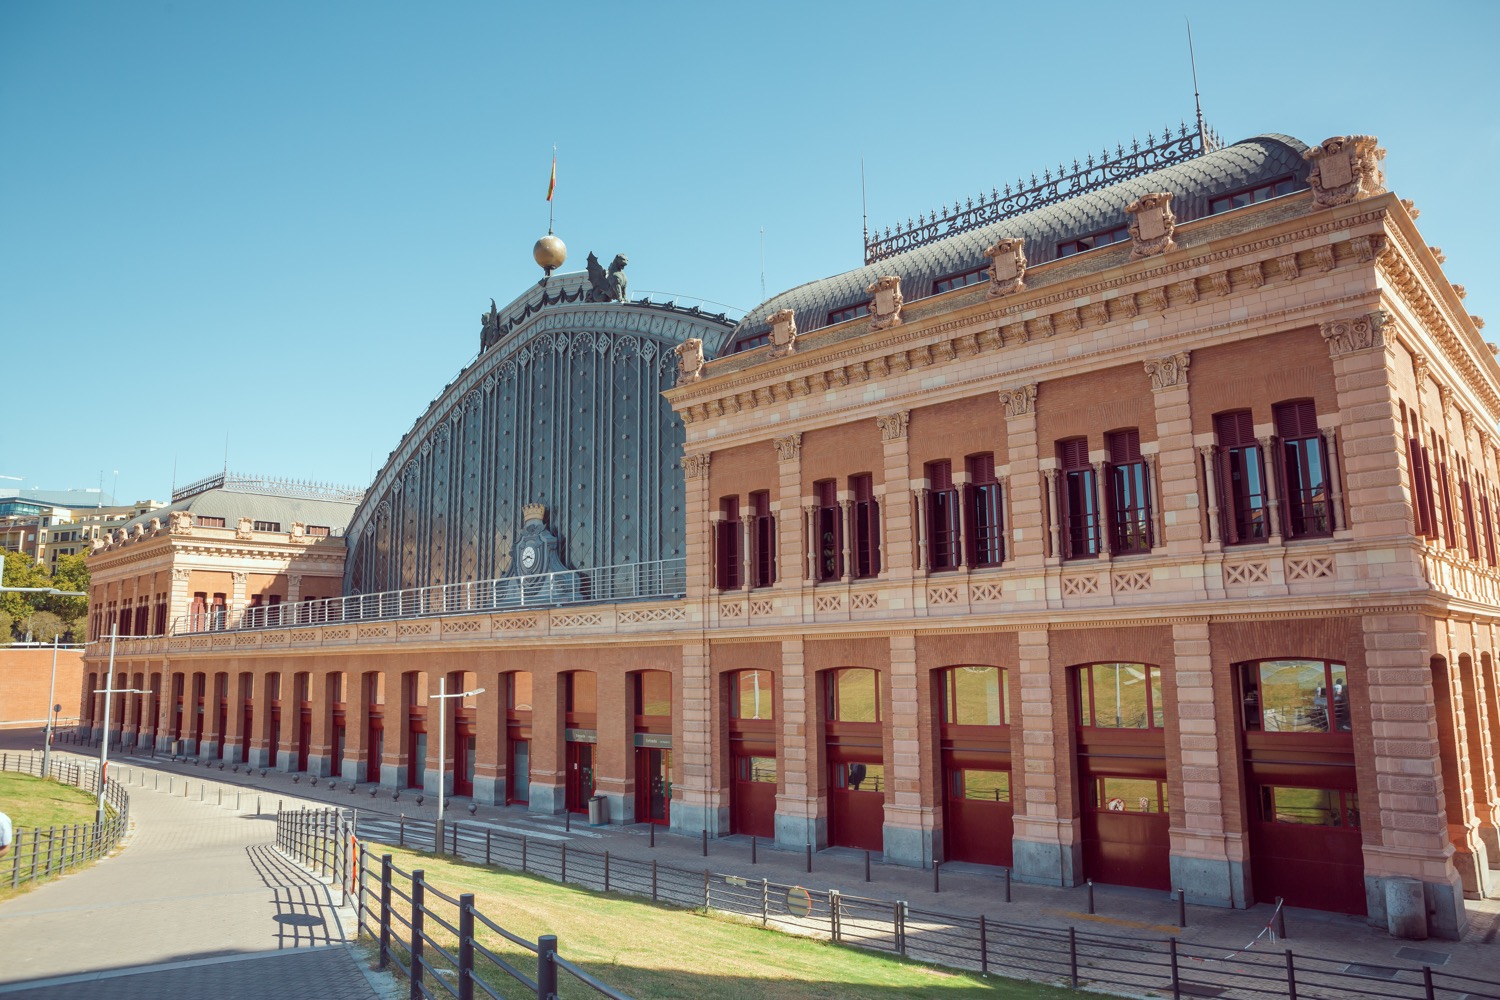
[{"left": 588, "top": 793, "right": 608, "bottom": 826}]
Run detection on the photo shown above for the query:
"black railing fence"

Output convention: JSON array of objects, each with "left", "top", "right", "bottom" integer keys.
[
  {"left": 360, "top": 816, "right": 1500, "bottom": 1000},
  {"left": 275, "top": 808, "right": 632, "bottom": 1000},
  {"left": 0, "top": 750, "right": 130, "bottom": 892}
]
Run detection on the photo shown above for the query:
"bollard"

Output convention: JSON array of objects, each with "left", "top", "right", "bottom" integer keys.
[
  {"left": 1068, "top": 926, "right": 1079, "bottom": 988},
  {"left": 1274, "top": 897, "right": 1288, "bottom": 939},
  {"left": 649, "top": 823, "right": 655, "bottom": 848},
  {"left": 933, "top": 860, "right": 941, "bottom": 894},
  {"left": 457, "top": 893, "right": 475, "bottom": 1000},
  {"left": 1004, "top": 867, "right": 1012, "bottom": 903},
  {"left": 537, "top": 935, "right": 558, "bottom": 1000},
  {"left": 806, "top": 843, "right": 812, "bottom": 873},
  {"left": 1177, "top": 887, "right": 1186, "bottom": 928},
  {"left": 702, "top": 829, "right": 708, "bottom": 857},
  {"left": 751, "top": 836, "right": 757, "bottom": 865},
  {"left": 865, "top": 851, "right": 871, "bottom": 882},
  {"left": 1169, "top": 937, "right": 1181, "bottom": 1000},
  {"left": 565, "top": 810, "right": 571, "bottom": 833},
  {"left": 1087, "top": 879, "right": 1095, "bottom": 915},
  {"left": 979, "top": 914, "right": 989, "bottom": 974}
]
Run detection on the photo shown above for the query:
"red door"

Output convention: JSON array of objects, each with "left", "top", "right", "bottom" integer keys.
[
  {"left": 943, "top": 755, "right": 1013, "bottom": 866},
  {"left": 1250, "top": 784, "right": 1365, "bottom": 914},
  {"left": 453, "top": 723, "right": 475, "bottom": 798},
  {"left": 297, "top": 710, "right": 311, "bottom": 772},
  {"left": 216, "top": 699, "right": 228, "bottom": 759},
  {"left": 635, "top": 747, "right": 671, "bottom": 825},
  {"left": 566, "top": 741, "right": 594, "bottom": 813},
  {"left": 331, "top": 715, "right": 345, "bottom": 778},
  {"left": 828, "top": 757, "right": 884, "bottom": 852},
  {"left": 731, "top": 752, "right": 776, "bottom": 837},
  {"left": 366, "top": 716, "right": 384, "bottom": 784},
  {"left": 1080, "top": 771, "right": 1171, "bottom": 890},
  {"left": 240, "top": 703, "right": 253, "bottom": 761},
  {"left": 507, "top": 732, "right": 530, "bottom": 805}
]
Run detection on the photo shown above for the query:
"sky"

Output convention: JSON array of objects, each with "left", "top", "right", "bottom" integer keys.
[{"left": 2, "top": 2, "right": 1497, "bottom": 506}]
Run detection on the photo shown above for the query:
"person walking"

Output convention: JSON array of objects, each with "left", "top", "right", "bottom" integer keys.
[{"left": 0, "top": 810, "right": 12, "bottom": 857}]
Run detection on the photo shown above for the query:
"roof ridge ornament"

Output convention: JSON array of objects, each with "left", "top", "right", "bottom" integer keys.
[{"left": 864, "top": 118, "right": 1210, "bottom": 264}]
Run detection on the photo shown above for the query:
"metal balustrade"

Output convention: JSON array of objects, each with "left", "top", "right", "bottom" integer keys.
[{"left": 169, "top": 557, "right": 687, "bottom": 635}]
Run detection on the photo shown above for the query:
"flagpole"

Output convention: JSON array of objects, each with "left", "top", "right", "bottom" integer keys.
[{"left": 548, "top": 145, "right": 556, "bottom": 234}]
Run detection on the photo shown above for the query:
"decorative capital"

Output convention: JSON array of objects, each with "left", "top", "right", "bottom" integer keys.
[
  {"left": 774, "top": 432, "right": 802, "bottom": 462},
  {"left": 683, "top": 452, "right": 711, "bottom": 479},
  {"left": 983, "top": 237, "right": 1027, "bottom": 297},
  {"left": 1125, "top": 191, "right": 1177, "bottom": 258},
  {"left": 997, "top": 382, "right": 1038, "bottom": 418},
  {"left": 231, "top": 571, "right": 248, "bottom": 586},
  {"left": 866, "top": 275, "right": 904, "bottom": 331},
  {"left": 674, "top": 338, "right": 705, "bottom": 385},
  {"left": 1304, "top": 134, "right": 1386, "bottom": 207},
  {"left": 172, "top": 567, "right": 191, "bottom": 582},
  {"left": 876, "top": 410, "right": 910, "bottom": 441},
  {"left": 768, "top": 309, "right": 798, "bottom": 359},
  {"left": 1319, "top": 310, "right": 1389, "bottom": 358},
  {"left": 523, "top": 502, "right": 547, "bottom": 524},
  {"left": 1143, "top": 351, "right": 1191, "bottom": 391},
  {"left": 1414, "top": 353, "right": 1431, "bottom": 391}
]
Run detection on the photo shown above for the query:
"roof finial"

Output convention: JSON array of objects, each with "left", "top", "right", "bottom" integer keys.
[{"left": 1186, "top": 17, "right": 1210, "bottom": 152}]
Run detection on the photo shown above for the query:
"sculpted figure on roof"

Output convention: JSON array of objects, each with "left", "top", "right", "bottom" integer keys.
[
  {"left": 674, "top": 337, "right": 705, "bottom": 384},
  {"left": 866, "top": 275, "right": 904, "bottom": 331},
  {"left": 984, "top": 237, "right": 1027, "bottom": 297},
  {"left": 1304, "top": 135, "right": 1385, "bottom": 207},
  {"left": 768, "top": 309, "right": 798, "bottom": 358},
  {"left": 586, "top": 252, "right": 629, "bottom": 302}
]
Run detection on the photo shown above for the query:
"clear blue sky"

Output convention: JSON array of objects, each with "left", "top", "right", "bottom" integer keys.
[{"left": 3, "top": 2, "right": 1496, "bottom": 505}]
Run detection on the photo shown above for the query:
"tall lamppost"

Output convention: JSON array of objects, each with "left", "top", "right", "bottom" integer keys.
[
  {"left": 93, "top": 624, "right": 147, "bottom": 825},
  {"left": 430, "top": 675, "right": 484, "bottom": 851}
]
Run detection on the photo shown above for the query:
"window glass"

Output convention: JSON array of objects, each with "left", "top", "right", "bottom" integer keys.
[
  {"left": 1261, "top": 786, "right": 1359, "bottom": 827},
  {"left": 945, "top": 666, "right": 1007, "bottom": 726},
  {"left": 732, "top": 670, "right": 775, "bottom": 720},
  {"left": 835, "top": 761, "right": 885, "bottom": 793},
  {"left": 1244, "top": 660, "right": 1350, "bottom": 733},
  {"left": 954, "top": 769, "right": 1010, "bottom": 802},
  {"left": 1095, "top": 776, "right": 1163, "bottom": 813},
  {"left": 638, "top": 671, "right": 671, "bottom": 717},
  {"left": 1080, "top": 663, "right": 1159, "bottom": 728},
  {"left": 830, "top": 668, "right": 880, "bottom": 722},
  {"left": 738, "top": 756, "right": 777, "bottom": 783}
]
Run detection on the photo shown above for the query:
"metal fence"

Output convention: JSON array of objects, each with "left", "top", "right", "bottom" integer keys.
[
  {"left": 274, "top": 808, "right": 632, "bottom": 1000},
  {"left": 0, "top": 750, "right": 130, "bottom": 892},
  {"left": 367, "top": 817, "right": 1500, "bottom": 1000},
  {"left": 169, "top": 557, "right": 687, "bottom": 635}
]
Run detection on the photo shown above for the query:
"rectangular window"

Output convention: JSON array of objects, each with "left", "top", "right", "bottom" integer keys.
[
  {"left": 849, "top": 473, "right": 881, "bottom": 579},
  {"left": 715, "top": 497, "right": 741, "bottom": 590},
  {"left": 737, "top": 756, "right": 778, "bottom": 783},
  {"left": 1077, "top": 663, "right": 1162, "bottom": 729},
  {"left": 827, "top": 302, "right": 870, "bottom": 325},
  {"left": 1435, "top": 441, "right": 1458, "bottom": 549},
  {"left": 1240, "top": 659, "right": 1350, "bottom": 734},
  {"left": 252, "top": 521, "right": 281, "bottom": 532},
  {"left": 306, "top": 524, "right": 331, "bottom": 537},
  {"left": 826, "top": 668, "right": 880, "bottom": 723},
  {"left": 1208, "top": 176, "right": 1298, "bottom": 215},
  {"left": 1461, "top": 477, "right": 1481, "bottom": 560},
  {"left": 965, "top": 454, "right": 1004, "bottom": 568},
  {"left": 1408, "top": 429, "right": 1438, "bottom": 539},
  {"left": 1274, "top": 400, "right": 1332, "bottom": 538},
  {"left": 507, "top": 672, "right": 533, "bottom": 713},
  {"left": 195, "top": 516, "right": 226, "bottom": 528},
  {"left": 1058, "top": 439, "right": 1098, "bottom": 559},
  {"left": 564, "top": 672, "right": 596, "bottom": 716},
  {"left": 1056, "top": 224, "right": 1131, "bottom": 259},
  {"left": 1094, "top": 776, "right": 1165, "bottom": 814},
  {"left": 634, "top": 673, "right": 671, "bottom": 718},
  {"left": 833, "top": 761, "right": 885, "bottom": 793},
  {"left": 750, "top": 491, "right": 775, "bottom": 588},
  {"left": 941, "top": 665, "right": 1008, "bottom": 726},
  {"left": 814, "top": 480, "right": 842, "bottom": 582},
  {"left": 1215, "top": 411, "right": 1267, "bottom": 544},
  {"left": 1482, "top": 490, "right": 1498, "bottom": 566},
  {"left": 951, "top": 769, "right": 1010, "bottom": 802},
  {"left": 1105, "top": 431, "right": 1151, "bottom": 554},
  {"left": 933, "top": 266, "right": 989, "bottom": 294},
  {"left": 730, "top": 670, "right": 775, "bottom": 721},
  {"left": 730, "top": 330, "right": 770, "bottom": 354},
  {"left": 1260, "top": 786, "right": 1360, "bottom": 828},
  {"left": 926, "top": 460, "right": 962, "bottom": 570}
]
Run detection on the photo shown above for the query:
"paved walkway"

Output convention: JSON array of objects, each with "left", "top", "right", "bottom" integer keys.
[{"left": 0, "top": 744, "right": 398, "bottom": 999}]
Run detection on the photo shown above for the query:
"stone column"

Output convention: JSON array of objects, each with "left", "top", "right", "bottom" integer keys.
[
  {"left": 1360, "top": 612, "right": 1468, "bottom": 939},
  {"left": 838, "top": 499, "right": 854, "bottom": 583},
  {"left": 877, "top": 411, "right": 913, "bottom": 579},
  {"left": 527, "top": 671, "right": 564, "bottom": 815},
  {"left": 1168, "top": 622, "right": 1249, "bottom": 907},
  {"left": 775, "top": 637, "right": 822, "bottom": 849},
  {"left": 1042, "top": 470, "right": 1061, "bottom": 561},
  {"left": 472, "top": 660, "right": 503, "bottom": 805},
  {"left": 1012, "top": 627, "right": 1080, "bottom": 884},
  {"left": 882, "top": 635, "right": 931, "bottom": 865},
  {"left": 1324, "top": 426, "right": 1347, "bottom": 532},
  {"left": 740, "top": 514, "right": 754, "bottom": 593},
  {"left": 1092, "top": 460, "right": 1111, "bottom": 559},
  {"left": 230, "top": 571, "right": 249, "bottom": 625},
  {"left": 1257, "top": 436, "right": 1284, "bottom": 544}
]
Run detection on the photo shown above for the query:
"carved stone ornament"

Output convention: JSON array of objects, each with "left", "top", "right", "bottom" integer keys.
[
  {"left": 997, "top": 382, "right": 1038, "bottom": 417},
  {"left": 1319, "top": 310, "right": 1389, "bottom": 358},
  {"left": 172, "top": 567, "right": 191, "bottom": 582},
  {"left": 866, "top": 275, "right": 904, "bottom": 331},
  {"left": 1304, "top": 135, "right": 1386, "bottom": 207},
  {"left": 585, "top": 252, "right": 629, "bottom": 302},
  {"left": 231, "top": 571, "right": 248, "bottom": 586},
  {"left": 169, "top": 510, "right": 193, "bottom": 534},
  {"left": 774, "top": 433, "right": 802, "bottom": 462},
  {"left": 236, "top": 517, "right": 254, "bottom": 539},
  {"left": 876, "top": 410, "right": 910, "bottom": 441},
  {"left": 674, "top": 338, "right": 705, "bottom": 385},
  {"left": 768, "top": 308, "right": 798, "bottom": 358},
  {"left": 682, "top": 453, "right": 711, "bottom": 478},
  {"left": 983, "top": 237, "right": 1027, "bottom": 297},
  {"left": 1143, "top": 352, "right": 1191, "bottom": 391},
  {"left": 1124, "top": 192, "right": 1177, "bottom": 258},
  {"left": 523, "top": 502, "right": 547, "bottom": 524},
  {"left": 290, "top": 521, "right": 306, "bottom": 537}
]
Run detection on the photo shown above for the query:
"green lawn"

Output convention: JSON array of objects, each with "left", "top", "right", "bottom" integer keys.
[
  {"left": 0, "top": 772, "right": 97, "bottom": 832},
  {"left": 364, "top": 844, "right": 1080, "bottom": 999}
]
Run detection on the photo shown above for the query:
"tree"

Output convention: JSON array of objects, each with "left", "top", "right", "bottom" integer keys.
[
  {"left": 45, "top": 554, "right": 90, "bottom": 620},
  {"left": 0, "top": 608, "right": 12, "bottom": 644},
  {"left": 24, "top": 610, "right": 65, "bottom": 644},
  {"left": 0, "top": 551, "right": 48, "bottom": 623},
  {"left": 66, "top": 615, "right": 89, "bottom": 643}
]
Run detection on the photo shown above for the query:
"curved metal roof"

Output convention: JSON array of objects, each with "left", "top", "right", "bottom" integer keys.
[{"left": 727, "top": 134, "right": 1310, "bottom": 347}]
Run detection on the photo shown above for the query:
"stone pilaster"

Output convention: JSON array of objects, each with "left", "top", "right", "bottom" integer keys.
[
  {"left": 775, "top": 637, "right": 823, "bottom": 849},
  {"left": 1145, "top": 354, "right": 1204, "bottom": 558},
  {"left": 1000, "top": 385, "right": 1045, "bottom": 568},
  {"left": 775, "top": 434, "right": 803, "bottom": 591},
  {"left": 682, "top": 452, "right": 712, "bottom": 604},
  {"left": 877, "top": 412, "right": 913, "bottom": 579},
  {"left": 882, "top": 635, "right": 931, "bottom": 866},
  {"left": 472, "top": 664, "right": 502, "bottom": 805},
  {"left": 1012, "top": 627, "right": 1080, "bottom": 884},
  {"left": 675, "top": 636, "right": 718, "bottom": 835}
]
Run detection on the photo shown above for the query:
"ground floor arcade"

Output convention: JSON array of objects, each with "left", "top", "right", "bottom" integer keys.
[{"left": 82, "top": 609, "right": 1500, "bottom": 938}]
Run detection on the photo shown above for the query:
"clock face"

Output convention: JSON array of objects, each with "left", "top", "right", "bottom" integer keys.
[{"left": 521, "top": 545, "right": 538, "bottom": 570}]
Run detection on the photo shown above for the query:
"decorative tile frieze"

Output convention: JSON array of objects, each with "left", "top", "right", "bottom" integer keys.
[{"left": 1225, "top": 562, "right": 1270, "bottom": 586}]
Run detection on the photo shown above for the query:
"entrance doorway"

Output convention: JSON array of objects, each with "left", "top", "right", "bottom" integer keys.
[
  {"left": 453, "top": 725, "right": 476, "bottom": 799},
  {"left": 729, "top": 669, "right": 775, "bottom": 838},
  {"left": 566, "top": 741, "right": 594, "bottom": 813},
  {"left": 636, "top": 747, "right": 671, "bottom": 825},
  {"left": 824, "top": 668, "right": 884, "bottom": 852},
  {"left": 939, "top": 666, "right": 1011, "bottom": 866}
]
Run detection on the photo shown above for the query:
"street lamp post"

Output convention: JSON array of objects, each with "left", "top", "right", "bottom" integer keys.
[
  {"left": 430, "top": 676, "right": 484, "bottom": 851},
  {"left": 93, "top": 624, "right": 147, "bottom": 825}
]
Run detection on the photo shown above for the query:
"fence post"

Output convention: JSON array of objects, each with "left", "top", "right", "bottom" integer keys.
[
  {"left": 485, "top": 829, "right": 491, "bottom": 867},
  {"left": 30, "top": 829, "right": 40, "bottom": 883},
  {"left": 561, "top": 843, "right": 568, "bottom": 883},
  {"left": 604, "top": 851, "right": 610, "bottom": 893},
  {"left": 1169, "top": 936, "right": 1181, "bottom": 1000},
  {"left": 752, "top": 836, "right": 757, "bottom": 865},
  {"left": 830, "top": 890, "right": 841, "bottom": 943},
  {"left": 46, "top": 826, "right": 55, "bottom": 878},
  {"left": 979, "top": 914, "right": 989, "bottom": 974},
  {"left": 521, "top": 836, "right": 528, "bottom": 873},
  {"left": 651, "top": 859, "right": 658, "bottom": 902},
  {"left": 1284, "top": 949, "right": 1297, "bottom": 1000},
  {"left": 458, "top": 893, "right": 475, "bottom": 1000},
  {"left": 410, "top": 870, "right": 426, "bottom": 1000},
  {"left": 899, "top": 901, "right": 908, "bottom": 957},
  {"left": 865, "top": 851, "right": 871, "bottom": 882},
  {"left": 761, "top": 878, "right": 769, "bottom": 926},
  {"left": 1068, "top": 926, "right": 1078, "bottom": 988},
  {"left": 703, "top": 869, "right": 710, "bottom": 909},
  {"left": 536, "top": 935, "right": 558, "bottom": 1000},
  {"left": 451, "top": 821, "right": 458, "bottom": 856},
  {"left": 399, "top": 815, "right": 406, "bottom": 848},
  {"left": 1423, "top": 966, "right": 1435, "bottom": 1000},
  {"left": 379, "top": 855, "right": 393, "bottom": 970}
]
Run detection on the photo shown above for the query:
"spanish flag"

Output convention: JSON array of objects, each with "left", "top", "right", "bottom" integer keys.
[{"left": 546, "top": 154, "right": 556, "bottom": 202}]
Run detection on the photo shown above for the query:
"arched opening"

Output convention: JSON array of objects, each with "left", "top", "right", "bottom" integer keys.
[
  {"left": 190, "top": 671, "right": 206, "bottom": 750},
  {"left": 363, "top": 672, "right": 385, "bottom": 784},
  {"left": 728, "top": 669, "right": 776, "bottom": 837},
  {"left": 327, "top": 672, "right": 347, "bottom": 778},
  {"left": 170, "top": 672, "right": 186, "bottom": 744},
  {"left": 938, "top": 665, "right": 1011, "bottom": 866},
  {"left": 448, "top": 670, "right": 479, "bottom": 798},
  {"left": 1238, "top": 657, "right": 1362, "bottom": 913},
  {"left": 265, "top": 672, "right": 282, "bottom": 769},
  {"left": 1075, "top": 662, "right": 1169, "bottom": 890},
  {"left": 504, "top": 671, "right": 532, "bottom": 805},
  {"left": 213, "top": 672, "right": 229, "bottom": 760},
  {"left": 563, "top": 671, "right": 597, "bottom": 814},
  {"left": 238, "top": 672, "right": 254, "bottom": 764},
  {"left": 293, "top": 671, "right": 312, "bottom": 772},
  {"left": 403, "top": 672, "right": 427, "bottom": 789},
  {"left": 633, "top": 669, "right": 674, "bottom": 826},
  {"left": 824, "top": 667, "right": 884, "bottom": 852}
]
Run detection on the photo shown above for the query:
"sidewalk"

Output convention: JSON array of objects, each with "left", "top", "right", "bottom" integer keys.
[
  {"left": 11, "top": 728, "right": 1498, "bottom": 991},
  {"left": 0, "top": 739, "right": 398, "bottom": 999}
]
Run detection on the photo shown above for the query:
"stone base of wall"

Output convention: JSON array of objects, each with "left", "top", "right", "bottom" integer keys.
[
  {"left": 1170, "top": 854, "right": 1250, "bottom": 908},
  {"left": 1013, "top": 837, "right": 1082, "bottom": 887},
  {"left": 473, "top": 775, "right": 501, "bottom": 806},
  {"left": 528, "top": 781, "right": 564, "bottom": 814},
  {"left": 1365, "top": 872, "right": 1469, "bottom": 941},
  {"left": 775, "top": 811, "right": 825, "bottom": 853},
  {"left": 882, "top": 823, "right": 932, "bottom": 868}
]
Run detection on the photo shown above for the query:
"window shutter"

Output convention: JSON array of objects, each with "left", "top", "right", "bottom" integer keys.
[
  {"left": 851, "top": 473, "right": 873, "bottom": 502},
  {"left": 1106, "top": 430, "right": 1141, "bottom": 465},
  {"left": 1274, "top": 399, "right": 1318, "bottom": 438},
  {"left": 966, "top": 453, "right": 996, "bottom": 485},
  {"left": 816, "top": 479, "right": 837, "bottom": 508},
  {"left": 1215, "top": 410, "right": 1256, "bottom": 447},
  {"left": 927, "top": 460, "right": 953, "bottom": 491},
  {"left": 1057, "top": 439, "right": 1089, "bottom": 470}
]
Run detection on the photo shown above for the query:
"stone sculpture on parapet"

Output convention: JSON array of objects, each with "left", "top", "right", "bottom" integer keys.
[{"left": 586, "top": 252, "right": 629, "bottom": 302}]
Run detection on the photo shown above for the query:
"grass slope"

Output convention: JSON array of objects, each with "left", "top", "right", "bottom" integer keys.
[
  {"left": 0, "top": 772, "right": 97, "bottom": 832},
  {"left": 367, "top": 844, "right": 1080, "bottom": 999}
]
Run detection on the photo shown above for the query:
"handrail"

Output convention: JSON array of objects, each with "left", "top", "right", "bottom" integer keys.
[{"left": 170, "top": 557, "right": 687, "bottom": 635}]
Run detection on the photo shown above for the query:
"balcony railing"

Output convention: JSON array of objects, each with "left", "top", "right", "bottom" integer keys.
[{"left": 170, "top": 557, "right": 687, "bottom": 635}]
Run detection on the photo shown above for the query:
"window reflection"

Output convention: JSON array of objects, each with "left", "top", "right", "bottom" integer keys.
[{"left": 1241, "top": 660, "right": 1351, "bottom": 734}]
